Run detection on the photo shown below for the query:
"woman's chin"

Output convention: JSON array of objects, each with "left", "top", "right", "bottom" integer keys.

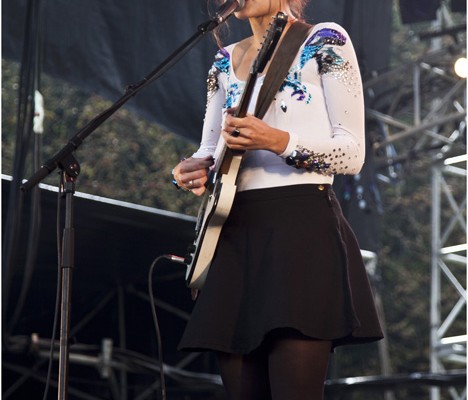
[{"left": 234, "top": 11, "right": 250, "bottom": 20}]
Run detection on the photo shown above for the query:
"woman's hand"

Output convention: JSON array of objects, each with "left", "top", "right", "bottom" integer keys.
[
  {"left": 222, "top": 112, "right": 289, "bottom": 155},
  {"left": 172, "top": 156, "right": 214, "bottom": 196}
]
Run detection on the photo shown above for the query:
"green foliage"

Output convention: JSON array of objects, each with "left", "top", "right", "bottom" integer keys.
[
  {"left": 2, "top": 59, "right": 201, "bottom": 216},
  {"left": 380, "top": 176, "right": 433, "bottom": 372},
  {"left": 2, "top": 60, "right": 19, "bottom": 174}
]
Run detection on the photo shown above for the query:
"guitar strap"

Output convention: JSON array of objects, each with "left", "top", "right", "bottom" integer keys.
[{"left": 254, "top": 21, "right": 313, "bottom": 119}]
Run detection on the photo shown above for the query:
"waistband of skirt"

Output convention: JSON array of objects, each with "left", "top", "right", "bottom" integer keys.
[{"left": 234, "top": 183, "right": 333, "bottom": 204}]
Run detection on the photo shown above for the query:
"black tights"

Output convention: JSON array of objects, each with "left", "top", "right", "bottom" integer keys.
[{"left": 215, "top": 329, "right": 331, "bottom": 400}]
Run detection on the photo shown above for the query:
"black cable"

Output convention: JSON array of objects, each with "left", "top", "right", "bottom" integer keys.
[
  {"left": 9, "top": 0, "right": 46, "bottom": 333},
  {"left": 2, "top": 0, "right": 35, "bottom": 332},
  {"left": 148, "top": 254, "right": 186, "bottom": 400},
  {"left": 6, "top": 145, "right": 43, "bottom": 335},
  {"left": 148, "top": 255, "right": 169, "bottom": 400},
  {"left": 3, "top": 0, "right": 45, "bottom": 341}
]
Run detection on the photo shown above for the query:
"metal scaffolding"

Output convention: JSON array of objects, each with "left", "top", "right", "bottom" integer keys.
[
  {"left": 431, "top": 155, "right": 467, "bottom": 400},
  {"left": 364, "top": 4, "right": 467, "bottom": 397}
]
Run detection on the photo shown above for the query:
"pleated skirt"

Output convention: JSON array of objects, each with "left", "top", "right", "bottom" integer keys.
[{"left": 178, "top": 184, "right": 383, "bottom": 354}]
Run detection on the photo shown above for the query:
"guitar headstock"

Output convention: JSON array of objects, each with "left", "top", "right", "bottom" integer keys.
[{"left": 252, "top": 11, "right": 288, "bottom": 74}]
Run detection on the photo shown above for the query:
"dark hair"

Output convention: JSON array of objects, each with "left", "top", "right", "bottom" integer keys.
[
  {"left": 289, "top": 0, "right": 309, "bottom": 20},
  {"left": 210, "top": 0, "right": 310, "bottom": 48}
]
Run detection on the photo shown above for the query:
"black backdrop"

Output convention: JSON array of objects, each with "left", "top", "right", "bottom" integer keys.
[{"left": 3, "top": 0, "right": 393, "bottom": 141}]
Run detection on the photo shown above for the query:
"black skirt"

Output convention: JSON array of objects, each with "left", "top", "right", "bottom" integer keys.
[{"left": 179, "top": 184, "right": 383, "bottom": 354}]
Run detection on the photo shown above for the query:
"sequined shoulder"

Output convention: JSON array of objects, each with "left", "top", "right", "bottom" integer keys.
[
  {"left": 300, "top": 23, "right": 348, "bottom": 69},
  {"left": 278, "top": 23, "right": 356, "bottom": 104},
  {"left": 212, "top": 47, "right": 231, "bottom": 74},
  {"left": 305, "top": 24, "right": 347, "bottom": 47},
  {"left": 207, "top": 47, "right": 232, "bottom": 100}
]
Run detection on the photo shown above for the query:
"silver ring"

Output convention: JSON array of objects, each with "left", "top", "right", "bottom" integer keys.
[
  {"left": 189, "top": 180, "right": 194, "bottom": 187},
  {"left": 231, "top": 128, "right": 240, "bottom": 137}
]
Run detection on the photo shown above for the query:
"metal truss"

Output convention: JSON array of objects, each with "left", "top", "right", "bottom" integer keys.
[
  {"left": 365, "top": 50, "right": 466, "bottom": 184},
  {"left": 363, "top": 8, "right": 466, "bottom": 398},
  {"left": 430, "top": 155, "right": 467, "bottom": 400}
]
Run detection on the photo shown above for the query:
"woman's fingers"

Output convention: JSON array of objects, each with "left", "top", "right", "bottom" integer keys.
[
  {"left": 222, "top": 114, "right": 288, "bottom": 154},
  {"left": 191, "top": 186, "right": 206, "bottom": 196},
  {"left": 180, "top": 156, "right": 214, "bottom": 174},
  {"left": 224, "top": 113, "right": 245, "bottom": 131},
  {"left": 174, "top": 157, "right": 213, "bottom": 192},
  {"left": 222, "top": 129, "right": 248, "bottom": 147}
]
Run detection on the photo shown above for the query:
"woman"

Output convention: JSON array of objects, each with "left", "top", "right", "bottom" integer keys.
[{"left": 172, "top": 1, "right": 383, "bottom": 398}]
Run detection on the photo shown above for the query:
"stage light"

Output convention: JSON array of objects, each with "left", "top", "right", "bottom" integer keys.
[{"left": 454, "top": 57, "right": 468, "bottom": 78}]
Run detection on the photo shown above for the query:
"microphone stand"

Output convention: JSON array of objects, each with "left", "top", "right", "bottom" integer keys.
[{"left": 21, "top": 13, "right": 231, "bottom": 400}]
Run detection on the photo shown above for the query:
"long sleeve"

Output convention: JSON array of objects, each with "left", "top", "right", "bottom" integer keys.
[
  {"left": 191, "top": 48, "right": 230, "bottom": 159},
  {"left": 189, "top": 23, "right": 366, "bottom": 192},
  {"left": 279, "top": 23, "right": 365, "bottom": 175}
]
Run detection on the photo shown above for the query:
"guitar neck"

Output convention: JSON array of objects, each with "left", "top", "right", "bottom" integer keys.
[
  {"left": 234, "top": 72, "right": 258, "bottom": 118},
  {"left": 213, "top": 12, "right": 288, "bottom": 180},
  {"left": 215, "top": 69, "right": 259, "bottom": 176}
]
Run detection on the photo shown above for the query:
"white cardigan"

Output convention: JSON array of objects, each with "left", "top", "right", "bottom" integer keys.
[{"left": 192, "top": 22, "right": 365, "bottom": 192}]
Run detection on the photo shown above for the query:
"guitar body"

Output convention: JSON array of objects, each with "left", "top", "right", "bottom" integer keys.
[
  {"left": 185, "top": 151, "right": 243, "bottom": 288},
  {"left": 185, "top": 12, "right": 288, "bottom": 289}
]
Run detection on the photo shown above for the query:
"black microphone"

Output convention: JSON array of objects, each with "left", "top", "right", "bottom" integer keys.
[{"left": 214, "top": 0, "right": 245, "bottom": 24}]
